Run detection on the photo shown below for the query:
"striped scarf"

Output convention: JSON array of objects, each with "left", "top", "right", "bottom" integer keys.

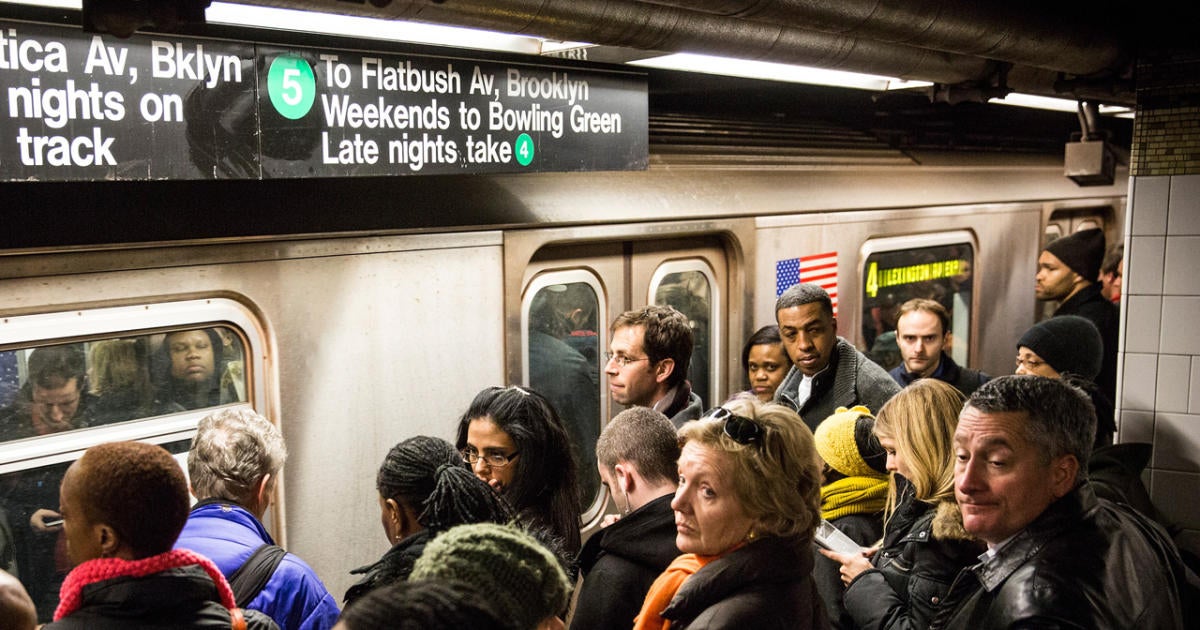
[{"left": 821, "top": 475, "right": 889, "bottom": 521}]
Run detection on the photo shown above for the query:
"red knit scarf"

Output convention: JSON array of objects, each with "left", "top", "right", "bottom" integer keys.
[{"left": 54, "top": 548, "right": 235, "bottom": 621}]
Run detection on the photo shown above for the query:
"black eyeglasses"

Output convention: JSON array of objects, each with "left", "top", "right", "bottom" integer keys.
[{"left": 702, "top": 407, "right": 763, "bottom": 445}]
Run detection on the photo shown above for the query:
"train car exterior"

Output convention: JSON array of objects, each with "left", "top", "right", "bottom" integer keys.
[{"left": 0, "top": 6, "right": 1131, "bottom": 617}]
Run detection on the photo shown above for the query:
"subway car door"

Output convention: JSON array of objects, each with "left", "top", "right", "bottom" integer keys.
[{"left": 506, "top": 228, "right": 737, "bottom": 528}]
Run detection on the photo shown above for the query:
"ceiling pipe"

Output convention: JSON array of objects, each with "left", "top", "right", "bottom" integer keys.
[
  {"left": 224, "top": 0, "right": 1135, "bottom": 105},
  {"left": 630, "top": 0, "right": 1127, "bottom": 76}
]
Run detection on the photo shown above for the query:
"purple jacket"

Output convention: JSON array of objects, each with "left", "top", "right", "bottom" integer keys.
[{"left": 175, "top": 501, "right": 340, "bottom": 630}]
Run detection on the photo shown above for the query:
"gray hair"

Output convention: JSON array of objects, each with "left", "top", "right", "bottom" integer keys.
[
  {"left": 963, "top": 375, "right": 1094, "bottom": 483},
  {"left": 775, "top": 283, "right": 833, "bottom": 318},
  {"left": 596, "top": 407, "right": 680, "bottom": 486},
  {"left": 188, "top": 407, "right": 287, "bottom": 503}
]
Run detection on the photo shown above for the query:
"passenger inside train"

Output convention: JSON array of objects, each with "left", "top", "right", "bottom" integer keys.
[{"left": 152, "top": 328, "right": 243, "bottom": 411}]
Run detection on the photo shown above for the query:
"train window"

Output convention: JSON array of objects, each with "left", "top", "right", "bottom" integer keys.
[
  {"left": 521, "top": 271, "right": 605, "bottom": 517},
  {"left": 0, "top": 298, "right": 265, "bottom": 623},
  {"left": 0, "top": 328, "right": 246, "bottom": 446},
  {"left": 651, "top": 261, "right": 720, "bottom": 409},
  {"left": 860, "top": 232, "right": 977, "bottom": 372}
]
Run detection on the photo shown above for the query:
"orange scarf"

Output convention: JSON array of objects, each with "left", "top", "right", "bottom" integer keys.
[{"left": 633, "top": 553, "right": 715, "bottom": 630}]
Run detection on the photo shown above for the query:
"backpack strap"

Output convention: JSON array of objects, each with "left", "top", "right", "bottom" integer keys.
[
  {"left": 227, "top": 544, "right": 287, "bottom": 609},
  {"left": 230, "top": 607, "right": 247, "bottom": 630}
]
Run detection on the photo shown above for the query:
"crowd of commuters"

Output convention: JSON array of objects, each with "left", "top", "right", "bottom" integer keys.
[{"left": 2, "top": 223, "right": 1194, "bottom": 630}]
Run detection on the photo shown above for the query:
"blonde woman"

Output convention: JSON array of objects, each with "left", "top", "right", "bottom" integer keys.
[
  {"left": 634, "top": 395, "right": 827, "bottom": 630},
  {"left": 820, "top": 379, "right": 983, "bottom": 630}
]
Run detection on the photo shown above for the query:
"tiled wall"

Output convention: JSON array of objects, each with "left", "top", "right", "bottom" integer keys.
[{"left": 1120, "top": 174, "right": 1200, "bottom": 551}]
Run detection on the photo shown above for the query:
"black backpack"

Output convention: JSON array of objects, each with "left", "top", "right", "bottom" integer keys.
[{"left": 227, "top": 544, "right": 287, "bottom": 608}]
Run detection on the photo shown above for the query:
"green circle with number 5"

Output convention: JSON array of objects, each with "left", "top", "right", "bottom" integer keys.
[
  {"left": 515, "top": 133, "right": 535, "bottom": 166},
  {"left": 268, "top": 56, "right": 316, "bottom": 120}
]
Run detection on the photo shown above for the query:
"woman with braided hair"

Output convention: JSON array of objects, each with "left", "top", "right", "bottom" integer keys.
[{"left": 342, "top": 436, "right": 513, "bottom": 606}]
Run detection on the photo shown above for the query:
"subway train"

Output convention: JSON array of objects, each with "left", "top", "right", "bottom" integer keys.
[{"left": 0, "top": 8, "right": 1129, "bottom": 613}]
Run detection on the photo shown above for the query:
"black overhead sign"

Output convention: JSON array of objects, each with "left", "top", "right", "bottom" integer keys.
[{"left": 0, "top": 20, "right": 648, "bottom": 181}]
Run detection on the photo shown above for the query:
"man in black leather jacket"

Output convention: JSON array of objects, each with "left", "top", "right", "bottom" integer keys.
[{"left": 931, "top": 375, "right": 1189, "bottom": 629}]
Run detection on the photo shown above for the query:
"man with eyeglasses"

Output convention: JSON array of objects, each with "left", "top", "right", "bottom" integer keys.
[
  {"left": 0, "top": 344, "right": 95, "bottom": 621},
  {"left": 606, "top": 305, "right": 702, "bottom": 428}
]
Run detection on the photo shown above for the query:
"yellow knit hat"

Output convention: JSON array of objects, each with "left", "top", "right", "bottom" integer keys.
[{"left": 814, "top": 405, "right": 887, "bottom": 478}]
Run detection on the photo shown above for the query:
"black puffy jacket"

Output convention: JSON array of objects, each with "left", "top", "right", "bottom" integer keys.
[
  {"left": 660, "top": 535, "right": 830, "bottom": 630},
  {"left": 42, "top": 565, "right": 278, "bottom": 630},
  {"left": 843, "top": 498, "right": 982, "bottom": 630}
]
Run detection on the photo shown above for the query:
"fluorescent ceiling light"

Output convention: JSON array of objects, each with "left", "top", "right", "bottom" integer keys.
[
  {"left": 1, "top": 0, "right": 543, "bottom": 54},
  {"left": 629, "top": 52, "right": 933, "bottom": 91},
  {"left": 206, "top": 3, "right": 541, "bottom": 53},
  {"left": 990, "top": 93, "right": 1134, "bottom": 118}
]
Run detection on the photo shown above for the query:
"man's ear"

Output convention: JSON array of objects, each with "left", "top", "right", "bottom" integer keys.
[
  {"left": 1050, "top": 454, "right": 1080, "bottom": 498},
  {"left": 654, "top": 358, "right": 675, "bottom": 385},
  {"left": 613, "top": 462, "right": 635, "bottom": 495},
  {"left": 96, "top": 523, "right": 120, "bottom": 558}
]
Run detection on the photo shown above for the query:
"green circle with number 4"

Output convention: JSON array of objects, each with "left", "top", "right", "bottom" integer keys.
[
  {"left": 268, "top": 56, "right": 316, "bottom": 120},
  {"left": 515, "top": 133, "right": 535, "bottom": 166}
]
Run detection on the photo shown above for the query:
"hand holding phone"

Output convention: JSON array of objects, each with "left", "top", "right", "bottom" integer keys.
[{"left": 814, "top": 519, "right": 863, "bottom": 555}]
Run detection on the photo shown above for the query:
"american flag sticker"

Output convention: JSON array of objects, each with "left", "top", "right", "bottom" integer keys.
[{"left": 775, "top": 251, "right": 839, "bottom": 314}]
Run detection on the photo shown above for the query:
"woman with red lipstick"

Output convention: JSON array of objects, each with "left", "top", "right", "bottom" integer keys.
[{"left": 634, "top": 394, "right": 827, "bottom": 630}]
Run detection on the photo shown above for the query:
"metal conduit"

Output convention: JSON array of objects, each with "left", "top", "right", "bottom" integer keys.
[
  {"left": 231, "top": 0, "right": 1134, "bottom": 104},
  {"left": 630, "top": 0, "right": 1126, "bottom": 76}
]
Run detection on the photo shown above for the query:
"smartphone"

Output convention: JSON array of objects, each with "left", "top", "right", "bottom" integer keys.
[
  {"left": 43, "top": 518, "right": 64, "bottom": 528},
  {"left": 814, "top": 519, "right": 863, "bottom": 555}
]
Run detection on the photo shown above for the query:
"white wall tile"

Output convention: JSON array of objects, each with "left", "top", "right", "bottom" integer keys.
[
  {"left": 1168, "top": 174, "right": 1200, "bottom": 235},
  {"left": 1131, "top": 176, "right": 1169, "bottom": 236},
  {"left": 1118, "top": 409, "right": 1155, "bottom": 444},
  {"left": 1160, "top": 296, "right": 1200, "bottom": 355},
  {"left": 1126, "top": 235, "right": 1165, "bottom": 296},
  {"left": 1163, "top": 236, "right": 1200, "bottom": 295},
  {"left": 1121, "top": 353, "right": 1158, "bottom": 410},
  {"left": 1152, "top": 470, "right": 1200, "bottom": 531},
  {"left": 1155, "top": 355, "right": 1192, "bottom": 413},
  {"left": 1152, "top": 412, "right": 1200, "bottom": 472},
  {"left": 1123, "top": 295, "right": 1162, "bottom": 353}
]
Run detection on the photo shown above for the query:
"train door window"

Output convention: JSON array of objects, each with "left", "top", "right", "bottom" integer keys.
[
  {"left": 521, "top": 271, "right": 605, "bottom": 515},
  {"left": 861, "top": 232, "right": 977, "bottom": 372},
  {"left": 0, "top": 298, "right": 265, "bottom": 623},
  {"left": 650, "top": 261, "right": 719, "bottom": 409}
]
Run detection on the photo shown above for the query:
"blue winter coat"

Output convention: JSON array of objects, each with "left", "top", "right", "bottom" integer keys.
[{"left": 175, "top": 501, "right": 340, "bottom": 630}]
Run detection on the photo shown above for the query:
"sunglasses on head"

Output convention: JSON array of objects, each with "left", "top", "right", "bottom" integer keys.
[{"left": 701, "top": 406, "right": 763, "bottom": 445}]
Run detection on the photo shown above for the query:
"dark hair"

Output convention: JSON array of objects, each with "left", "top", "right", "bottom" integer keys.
[
  {"left": 740, "top": 325, "right": 783, "bottom": 374},
  {"left": 27, "top": 344, "right": 86, "bottom": 393},
  {"left": 964, "top": 375, "right": 1095, "bottom": 483},
  {"left": 456, "top": 386, "right": 581, "bottom": 553},
  {"left": 610, "top": 305, "right": 694, "bottom": 388},
  {"left": 775, "top": 283, "right": 833, "bottom": 318},
  {"left": 339, "top": 579, "right": 508, "bottom": 630},
  {"left": 377, "top": 436, "right": 514, "bottom": 531},
  {"left": 75, "top": 441, "right": 190, "bottom": 558},
  {"left": 151, "top": 328, "right": 228, "bottom": 410}
]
